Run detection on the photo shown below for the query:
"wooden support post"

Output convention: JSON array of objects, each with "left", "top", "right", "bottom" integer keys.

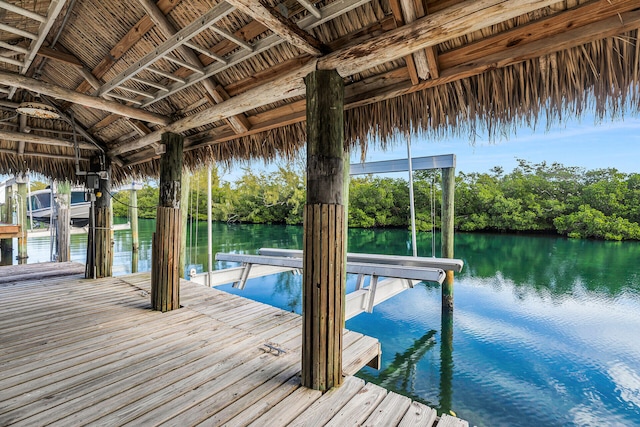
[
  {"left": 16, "top": 175, "right": 28, "bottom": 264},
  {"left": 56, "top": 182, "right": 71, "bottom": 262},
  {"left": 1, "top": 184, "right": 13, "bottom": 265},
  {"left": 130, "top": 184, "right": 139, "bottom": 273},
  {"left": 151, "top": 132, "right": 183, "bottom": 312},
  {"left": 441, "top": 167, "right": 455, "bottom": 311},
  {"left": 85, "top": 157, "right": 113, "bottom": 278},
  {"left": 96, "top": 160, "right": 113, "bottom": 277},
  {"left": 302, "top": 69, "right": 345, "bottom": 391}
]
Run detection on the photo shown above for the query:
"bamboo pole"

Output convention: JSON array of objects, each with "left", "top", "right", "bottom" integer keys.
[
  {"left": 151, "top": 132, "right": 183, "bottom": 312},
  {"left": 441, "top": 166, "right": 455, "bottom": 311},
  {"left": 302, "top": 69, "right": 346, "bottom": 391}
]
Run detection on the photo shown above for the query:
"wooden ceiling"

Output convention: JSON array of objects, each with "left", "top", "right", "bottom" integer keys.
[{"left": 0, "top": 0, "right": 638, "bottom": 181}]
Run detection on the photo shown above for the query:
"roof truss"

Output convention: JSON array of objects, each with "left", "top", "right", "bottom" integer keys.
[{"left": 0, "top": 0, "right": 68, "bottom": 98}]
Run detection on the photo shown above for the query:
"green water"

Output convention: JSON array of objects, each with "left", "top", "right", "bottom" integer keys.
[{"left": 20, "top": 219, "right": 640, "bottom": 426}]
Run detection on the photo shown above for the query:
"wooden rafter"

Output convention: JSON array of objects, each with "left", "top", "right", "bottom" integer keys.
[
  {"left": 137, "top": 0, "right": 250, "bottom": 134},
  {"left": 225, "top": 0, "right": 323, "bottom": 56},
  {"left": 70, "top": 0, "right": 181, "bottom": 98},
  {"left": 0, "top": 147, "right": 88, "bottom": 161},
  {"left": 0, "top": 70, "right": 170, "bottom": 125},
  {"left": 5, "top": 0, "right": 68, "bottom": 99},
  {"left": 96, "top": 2, "right": 235, "bottom": 98},
  {"left": 110, "top": 0, "right": 559, "bottom": 156},
  {"left": 0, "top": 129, "right": 98, "bottom": 151},
  {"left": 86, "top": 0, "right": 369, "bottom": 137},
  {"left": 140, "top": 4, "right": 640, "bottom": 162}
]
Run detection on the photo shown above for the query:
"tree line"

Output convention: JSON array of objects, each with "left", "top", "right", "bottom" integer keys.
[{"left": 111, "top": 160, "right": 640, "bottom": 241}]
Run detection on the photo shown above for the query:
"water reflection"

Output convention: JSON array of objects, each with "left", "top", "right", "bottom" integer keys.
[
  {"left": 359, "top": 329, "right": 437, "bottom": 401},
  {"left": 439, "top": 309, "right": 454, "bottom": 415},
  {"left": 273, "top": 269, "right": 302, "bottom": 313},
  {"left": 13, "top": 220, "right": 640, "bottom": 426},
  {"left": 458, "top": 232, "right": 640, "bottom": 296}
]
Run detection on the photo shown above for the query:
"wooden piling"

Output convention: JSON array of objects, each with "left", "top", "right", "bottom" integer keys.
[
  {"left": 151, "top": 132, "right": 183, "bottom": 312},
  {"left": 130, "top": 184, "right": 139, "bottom": 273},
  {"left": 85, "top": 157, "right": 113, "bottom": 278},
  {"left": 1, "top": 183, "right": 13, "bottom": 265},
  {"left": 441, "top": 167, "right": 455, "bottom": 311},
  {"left": 56, "top": 182, "right": 71, "bottom": 262},
  {"left": 302, "top": 69, "right": 345, "bottom": 391},
  {"left": 16, "top": 176, "right": 28, "bottom": 264}
]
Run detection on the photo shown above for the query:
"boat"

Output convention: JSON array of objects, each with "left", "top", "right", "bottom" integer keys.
[{"left": 29, "top": 188, "right": 91, "bottom": 227}]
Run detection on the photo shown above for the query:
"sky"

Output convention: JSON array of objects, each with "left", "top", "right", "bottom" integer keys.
[
  {"left": 363, "top": 114, "right": 640, "bottom": 176},
  {"left": 220, "top": 112, "right": 640, "bottom": 182}
]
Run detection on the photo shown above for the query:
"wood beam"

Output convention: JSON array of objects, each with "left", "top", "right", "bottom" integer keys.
[
  {"left": 108, "top": 59, "right": 318, "bottom": 156},
  {"left": 346, "top": 8, "right": 640, "bottom": 109},
  {"left": 319, "top": 0, "right": 559, "bottom": 76},
  {"left": 138, "top": 0, "right": 250, "bottom": 134},
  {"left": 225, "top": 0, "right": 323, "bottom": 56},
  {"left": 0, "top": 129, "right": 99, "bottom": 150},
  {"left": 0, "top": 70, "right": 170, "bottom": 125},
  {"left": 19, "top": 0, "right": 68, "bottom": 77},
  {"left": 40, "top": 43, "right": 111, "bottom": 95},
  {"left": 388, "top": 0, "right": 419, "bottom": 84},
  {"left": 97, "top": 2, "right": 235, "bottom": 98},
  {"left": 0, "top": 147, "right": 88, "bottom": 161},
  {"left": 36, "top": 46, "right": 84, "bottom": 68},
  {"left": 437, "top": 0, "right": 640, "bottom": 70},
  {"left": 110, "top": 0, "right": 557, "bottom": 156},
  {"left": 73, "top": 0, "right": 181, "bottom": 97},
  {"left": 400, "top": 0, "right": 431, "bottom": 80},
  {"left": 176, "top": 4, "right": 640, "bottom": 156}
]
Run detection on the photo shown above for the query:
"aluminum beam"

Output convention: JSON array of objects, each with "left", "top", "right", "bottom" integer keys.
[
  {"left": 350, "top": 154, "right": 456, "bottom": 175},
  {"left": 215, "top": 252, "right": 446, "bottom": 283},
  {"left": 258, "top": 247, "right": 464, "bottom": 272}
]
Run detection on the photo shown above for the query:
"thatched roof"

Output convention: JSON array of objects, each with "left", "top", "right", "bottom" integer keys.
[{"left": 0, "top": 0, "right": 638, "bottom": 182}]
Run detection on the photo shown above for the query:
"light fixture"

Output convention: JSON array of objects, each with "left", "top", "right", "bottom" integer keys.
[{"left": 16, "top": 102, "right": 60, "bottom": 119}]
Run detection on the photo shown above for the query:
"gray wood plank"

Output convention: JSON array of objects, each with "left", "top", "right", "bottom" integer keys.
[
  {"left": 245, "top": 381, "right": 322, "bottom": 426},
  {"left": 437, "top": 413, "right": 470, "bottom": 427},
  {"left": 288, "top": 376, "right": 366, "bottom": 427},
  {"left": 363, "top": 391, "right": 412, "bottom": 426},
  {"left": 324, "top": 382, "right": 388, "bottom": 426},
  {"left": 398, "top": 401, "right": 437, "bottom": 427}
]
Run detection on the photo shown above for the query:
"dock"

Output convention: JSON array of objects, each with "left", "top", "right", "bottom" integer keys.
[{"left": 0, "top": 263, "right": 468, "bottom": 426}]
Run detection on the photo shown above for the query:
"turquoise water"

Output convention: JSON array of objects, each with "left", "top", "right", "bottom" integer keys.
[{"left": 17, "top": 219, "right": 640, "bottom": 426}]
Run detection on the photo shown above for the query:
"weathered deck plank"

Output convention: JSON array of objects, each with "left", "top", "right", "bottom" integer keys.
[{"left": 0, "top": 267, "right": 470, "bottom": 427}]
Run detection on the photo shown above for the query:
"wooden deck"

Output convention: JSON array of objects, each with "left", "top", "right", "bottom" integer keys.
[{"left": 0, "top": 263, "right": 468, "bottom": 426}]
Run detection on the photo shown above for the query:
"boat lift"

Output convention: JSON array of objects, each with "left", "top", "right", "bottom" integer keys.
[
  {"left": 192, "top": 154, "right": 462, "bottom": 319},
  {"left": 192, "top": 248, "right": 463, "bottom": 320}
]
